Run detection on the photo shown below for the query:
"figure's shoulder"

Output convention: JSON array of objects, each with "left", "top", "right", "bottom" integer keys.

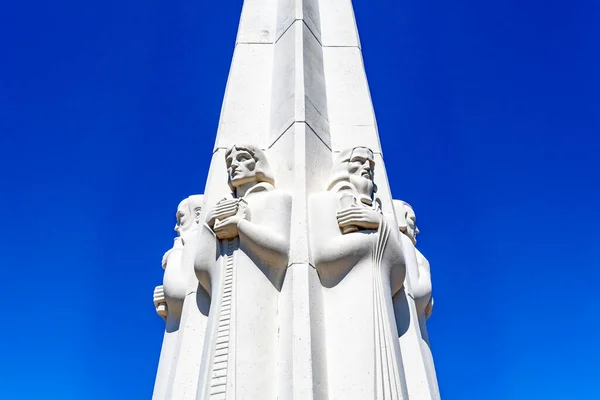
[
  {"left": 415, "top": 248, "right": 430, "bottom": 267},
  {"left": 309, "top": 190, "right": 336, "bottom": 204},
  {"left": 269, "top": 188, "right": 292, "bottom": 200},
  {"left": 260, "top": 188, "right": 291, "bottom": 203},
  {"left": 308, "top": 191, "right": 339, "bottom": 216},
  {"left": 252, "top": 188, "right": 292, "bottom": 210}
]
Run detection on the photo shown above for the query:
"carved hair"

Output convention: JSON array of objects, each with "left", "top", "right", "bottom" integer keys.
[
  {"left": 176, "top": 194, "right": 205, "bottom": 233},
  {"left": 187, "top": 194, "right": 204, "bottom": 218},
  {"left": 327, "top": 146, "right": 378, "bottom": 194},
  {"left": 226, "top": 144, "right": 275, "bottom": 192}
]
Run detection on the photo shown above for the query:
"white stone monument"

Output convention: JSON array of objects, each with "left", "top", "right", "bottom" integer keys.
[{"left": 152, "top": 1, "right": 440, "bottom": 399}]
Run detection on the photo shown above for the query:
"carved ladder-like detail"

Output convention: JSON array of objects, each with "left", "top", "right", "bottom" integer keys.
[{"left": 210, "top": 238, "right": 237, "bottom": 399}]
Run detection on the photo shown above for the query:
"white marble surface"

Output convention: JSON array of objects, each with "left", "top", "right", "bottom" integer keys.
[
  {"left": 153, "top": 1, "right": 440, "bottom": 399},
  {"left": 319, "top": 0, "right": 361, "bottom": 48}
]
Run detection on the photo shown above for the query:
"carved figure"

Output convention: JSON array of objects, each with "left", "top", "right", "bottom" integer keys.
[
  {"left": 394, "top": 200, "right": 433, "bottom": 321},
  {"left": 160, "top": 195, "right": 205, "bottom": 321},
  {"left": 308, "top": 147, "right": 408, "bottom": 399},
  {"left": 152, "top": 194, "right": 204, "bottom": 400},
  {"left": 195, "top": 144, "right": 292, "bottom": 400},
  {"left": 393, "top": 200, "right": 439, "bottom": 397}
]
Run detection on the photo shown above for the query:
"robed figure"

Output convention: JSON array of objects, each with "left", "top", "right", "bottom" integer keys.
[
  {"left": 308, "top": 147, "right": 409, "bottom": 400},
  {"left": 394, "top": 200, "right": 439, "bottom": 397},
  {"left": 194, "top": 145, "right": 292, "bottom": 400},
  {"left": 153, "top": 195, "right": 205, "bottom": 400}
]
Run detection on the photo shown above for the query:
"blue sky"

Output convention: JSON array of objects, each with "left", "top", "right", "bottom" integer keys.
[{"left": 1, "top": 0, "right": 599, "bottom": 399}]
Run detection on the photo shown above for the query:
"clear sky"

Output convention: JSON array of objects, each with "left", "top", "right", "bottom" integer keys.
[{"left": 1, "top": 0, "right": 599, "bottom": 399}]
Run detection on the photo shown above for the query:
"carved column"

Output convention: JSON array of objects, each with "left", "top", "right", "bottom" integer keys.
[{"left": 152, "top": 1, "right": 441, "bottom": 399}]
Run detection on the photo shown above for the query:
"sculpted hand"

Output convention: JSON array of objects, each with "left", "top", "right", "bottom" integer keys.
[
  {"left": 206, "top": 199, "right": 239, "bottom": 227},
  {"left": 153, "top": 285, "right": 168, "bottom": 318},
  {"left": 153, "top": 285, "right": 166, "bottom": 305},
  {"left": 214, "top": 216, "right": 242, "bottom": 239},
  {"left": 214, "top": 200, "right": 251, "bottom": 240},
  {"left": 337, "top": 206, "right": 381, "bottom": 231}
]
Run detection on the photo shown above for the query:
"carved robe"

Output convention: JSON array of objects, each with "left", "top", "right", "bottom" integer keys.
[
  {"left": 153, "top": 236, "right": 189, "bottom": 400},
  {"left": 154, "top": 226, "right": 211, "bottom": 400},
  {"left": 309, "top": 192, "right": 408, "bottom": 400},
  {"left": 195, "top": 183, "right": 291, "bottom": 400},
  {"left": 395, "top": 234, "right": 439, "bottom": 398}
]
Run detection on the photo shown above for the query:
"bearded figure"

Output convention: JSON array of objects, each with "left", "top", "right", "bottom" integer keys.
[
  {"left": 308, "top": 147, "right": 408, "bottom": 400},
  {"left": 153, "top": 194, "right": 204, "bottom": 400},
  {"left": 393, "top": 200, "right": 438, "bottom": 395},
  {"left": 394, "top": 200, "right": 433, "bottom": 324}
]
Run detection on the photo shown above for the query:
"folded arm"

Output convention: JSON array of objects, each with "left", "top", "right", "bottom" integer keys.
[
  {"left": 309, "top": 193, "right": 375, "bottom": 287},
  {"left": 194, "top": 222, "right": 219, "bottom": 297}
]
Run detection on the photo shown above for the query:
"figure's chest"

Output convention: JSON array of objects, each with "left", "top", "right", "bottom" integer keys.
[{"left": 245, "top": 194, "right": 276, "bottom": 223}]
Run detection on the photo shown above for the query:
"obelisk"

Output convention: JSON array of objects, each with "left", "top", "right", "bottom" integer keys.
[{"left": 152, "top": 1, "right": 441, "bottom": 399}]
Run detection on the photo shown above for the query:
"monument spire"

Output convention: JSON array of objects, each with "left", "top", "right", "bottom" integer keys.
[{"left": 152, "top": 1, "right": 440, "bottom": 399}]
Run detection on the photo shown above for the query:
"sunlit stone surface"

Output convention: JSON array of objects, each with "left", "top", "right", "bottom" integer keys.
[{"left": 152, "top": 2, "right": 440, "bottom": 399}]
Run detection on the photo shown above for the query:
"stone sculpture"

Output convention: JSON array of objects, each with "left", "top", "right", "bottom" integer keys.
[
  {"left": 194, "top": 144, "right": 292, "bottom": 400},
  {"left": 394, "top": 200, "right": 433, "bottom": 322},
  {"left": 308, "top": 147, "right": 409, "bottom": 399},
  {"left": 152, "top": 0, "right": 442, "bottom": 397},
  {"left": 153, "top": 194, "right": 204, "bottom": 399},
  {"left": 393, "top": 200, "right": 439, "bottom": 398}
]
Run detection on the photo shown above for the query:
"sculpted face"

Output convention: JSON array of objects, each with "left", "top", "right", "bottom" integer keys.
[
  {"left": 404, "top": 204, "right": 420, "bottom": 244},
  {"left": 175, "top": 199, "right": 192, "bottom": 235},
  {"left": 347, "top": 147, "right": 375, "bottom": 199},
  {"left": 226, "top": 147, "right": 258, "bottom": 188}
]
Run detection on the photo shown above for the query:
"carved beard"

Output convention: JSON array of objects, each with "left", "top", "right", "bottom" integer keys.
[
  {"left": 349, "top": 175, "right": 374, "bottom": 205},
  {"left": 405, "top": 227, "right": 416, "bottom": 244}
]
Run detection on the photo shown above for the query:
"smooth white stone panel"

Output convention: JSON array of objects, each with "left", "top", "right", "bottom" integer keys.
[
  {"left": 278, "top": 262, "right": 328, "bottom": 400},
  {"left": 214, "top": 44, "right": 273, "bottom": 150},
  {"left": 270, "top": 122, "right": 332, "bottom": 264},
  {"left": 275, "top": 0, "right": 296, "bottom": 41},
  {"left": 271, "top": 22, "right": 329, "bottom": 146},
  {"left": 319, "top": 0, "right": 361, "bottom": 48},
  {"left": 271, "top": 22, "right": 298, "bottom": 142},
  {"left": 302, "top": 22, "right": 330, "bottom": 145},
  {"left": 236, "top": 0, "right": 277, "bottom": 44},
  {"left": 275, "top": 0, "right": 322, "bottom": 43},
  {"left": 323, "top": 46, "right": 381, "bottom": 153},
  {"left": 302, "top": 0, "right": 322, "bottom": 43}
]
